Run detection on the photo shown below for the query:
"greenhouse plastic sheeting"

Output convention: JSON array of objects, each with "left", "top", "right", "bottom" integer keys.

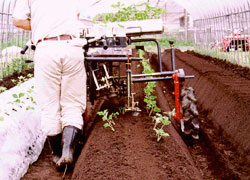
[
  {"left": 0, "top": 79, "right": 46, "bottom": 180},
  {"left": 4, "top": 0, "right": 250, "bottom": 20},
  {"left": 174, "top": 0, "right": 250, "bottom": 19},
  {"left": 80, "top": 0, "right": 250, "bottom": 20}
]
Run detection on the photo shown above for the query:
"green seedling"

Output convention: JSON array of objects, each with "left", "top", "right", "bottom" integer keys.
[
  {"left": 11, "top": 79, "right": 17, "bottom": 84},
  {"left": 119, "top": 106, "right": 126, "bottom": 114},
  {"left": 144, "top": 82, "right": 156, "bottom": 97},
  {"left": 93, "top": 2, "right": 166, "bottom": 24},
  {"left": 0, "top": 109, "right": 4, "bottom": 121},
  {"left": 144, "top": 95, "right": 161, "bottom": 116},
  {"left": 26, "top": 106, "right": 35, "bottom": 111},
  {"left": 8, "top": 85, "right": 36, "bottom": 111},
  {"left": 9, "top": 92, "right": 25, "bottom": 107},
  {"left": 26, "top": 86, "right": 37, "bottom": 105},
  {"left": 97, "top": 109, "right": 119, "bottom": 131},
  {"left": 17, "top": 76, "right": 28, "bottom": 86},
  {"left": 152, "top": 113, "right": 171, "bottom": 142},
  {"left": 27, "top": 73, "right": 33, "bottom": 78},
  {"left": 0, "top": 86, "right": 7, "bottom": 93},
  {"left": 137, "top": 49, "right": 174, "bottom": 142}
]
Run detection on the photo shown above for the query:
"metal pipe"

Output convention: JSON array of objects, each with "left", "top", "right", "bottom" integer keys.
[
  {"left": 85, "top": 57, "right": 141, "bottom": 62},
  {"left": 170, "top": 42, "right": 176, "bottom": 71},
  {"left": 130, "top": 38, "right": 162, "bottom": 72},
  {"left": 132, "top": 76, "right": 173, "bottom": 83},
  {"left": 126, "top": 54, "right": 132, "bottom": 108},
  {"left": 132, "top": 75, "right": 194, "bottom": 83},
  {"left": 131, "top": 71, "right": 175, "bottom": 77}
]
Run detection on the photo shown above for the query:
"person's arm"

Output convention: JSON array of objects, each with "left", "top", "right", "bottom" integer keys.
[
  {"left": 12, "top": 0, "right": 31, "bottom": 30},
  {"left": 12, "top": 18, "right": 31, "bottom": 30}
]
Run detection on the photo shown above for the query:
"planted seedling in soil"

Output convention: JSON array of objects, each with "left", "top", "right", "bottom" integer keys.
[
  {"left": 152, "top": 112, "right": 172, "bottom": 141},
  {"left": 0, "top": 86, "right": 7, "bottom": 93},
  {"left": 97, "top": 109, "right": 119, "bottom": 131}
]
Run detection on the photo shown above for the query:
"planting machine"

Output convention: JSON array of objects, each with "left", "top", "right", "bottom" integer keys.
[
  {"left": 21, "top": 19, "right": 200, "bottom": 139},
  {"left": 81, "top": 19, "right": 200, "bottom": 139}
]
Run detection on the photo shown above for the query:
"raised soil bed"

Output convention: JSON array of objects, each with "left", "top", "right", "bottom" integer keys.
[{"left": 10, "top": 49, "right": 250, "bottom": 180}]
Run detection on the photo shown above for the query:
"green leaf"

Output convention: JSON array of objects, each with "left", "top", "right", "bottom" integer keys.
[
  {"left": 15, "top": 99, "right": 21, "bottom": 103},
  {"left": 103, "top": 123, "right": 110, "bottom": 128},
  {"left": 161, "top": 132, "right": 170, "bottom": 137},
  {"left": 26, "top": 106, "right": 35, "bottom": 111},
  {"left": 12, "top": 94, "right": 18, "bottom": 98},
  {"left": 153, "top": 117, "right": 161, "bottom": 125},
  {"left": 97, "top": 112, "right": 103, "bottom": 116},
  {"left": 19, "top": 93, "right": 25, "bottom": 98},
  {"left": 154, "top": 107, "right": 161, "bottom": 113},
  {"left": 161, "top": 117, "right": 171, "bottom": 126},
  {"left": 0, "top": 116, "right": 4, "bottom": 121}
]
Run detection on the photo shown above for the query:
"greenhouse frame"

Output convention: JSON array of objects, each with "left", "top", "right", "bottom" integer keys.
[{"left": 0, "top": 0, "right": 250, "bottom": 79}]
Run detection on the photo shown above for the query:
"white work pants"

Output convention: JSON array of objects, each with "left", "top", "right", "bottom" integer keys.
[{"left": 34, "top": 40, "right": 86, "bottom": 136}]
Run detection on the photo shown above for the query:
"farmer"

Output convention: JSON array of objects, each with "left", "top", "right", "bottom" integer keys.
[{"left": 12, "top": 0, "right": 87, "bottom": 169}]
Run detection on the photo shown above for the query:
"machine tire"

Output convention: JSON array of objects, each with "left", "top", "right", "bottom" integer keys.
[{"left": 180, "top": 87, "right": 200, "bottom": 140}]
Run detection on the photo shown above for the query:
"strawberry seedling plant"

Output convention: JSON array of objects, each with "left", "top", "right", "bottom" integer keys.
[
  {"left": 97, "top": 109, "right": 119, "bottom": 131},
  {"left": 137, "top": 49, "right": 172, "bottom": 141}
]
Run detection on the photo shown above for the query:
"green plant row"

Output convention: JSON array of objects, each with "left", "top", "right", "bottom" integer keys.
[
  {"left": 0, "top": 57, "right": 33, "bottom": 79},
  {"left": 0, "top": 34, "right": 30, "bottom": 49},
  {"left": 137, "top": 49, "right": 172, "bottom": 142},
  {"left": 93, "top": 2, "right": 166, "bottom": 24},
  {"left": 0, "top": 74, "right": 35, "bottom": 122}
]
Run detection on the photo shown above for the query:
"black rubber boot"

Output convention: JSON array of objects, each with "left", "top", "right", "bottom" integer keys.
[
  {"left": 47, "top": 133, "right": 62, "bottom": 164},
  {"left": 56, "top": 126, "right": 81, "bottom": 169}
]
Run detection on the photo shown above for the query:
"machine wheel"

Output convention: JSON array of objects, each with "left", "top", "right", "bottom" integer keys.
[{"left": 180, "top": 87, "right": 200, "bottom": 140}]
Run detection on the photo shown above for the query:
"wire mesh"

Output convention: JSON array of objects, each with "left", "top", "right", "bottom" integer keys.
[
  {"left": 0, "top": 0, "right": 33, "bottom": 80},
  {"left": 193, "top": 3, "right": 250, "bottom": 67},
  {"left": 1, "top": 0, "right": 249, "bottom": 80}
]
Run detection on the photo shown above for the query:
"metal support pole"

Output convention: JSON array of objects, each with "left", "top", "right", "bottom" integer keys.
[
  {"left": 169, "top": 41, "right": 176, "bottom": 71},
  {"left": 184, "top": 9, "right": 188, "bottom": 43},
  {"left": 130, "top": 38, "right": 162, "bottom": 72},
  {"left": 126, "top": 54, "right": 132, "bottom": 107}
]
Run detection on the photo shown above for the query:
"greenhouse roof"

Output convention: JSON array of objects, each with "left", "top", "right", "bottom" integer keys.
[
  {"left": 81, "top": 0, "right": 250, "bottom": 20},
  {"left": 2, "top": 0, "right": 250, "bottom": 20}
]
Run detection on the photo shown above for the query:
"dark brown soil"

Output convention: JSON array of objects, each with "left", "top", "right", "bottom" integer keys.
[
  {"left": 161, "top": 49, "right": 250, "bottom": 156},
  {"left": 0, "top": 68, "right": 34, "bottom": 89},
  {"left": 3, "top": 49, "right": 249, "bottom": 180},
  {"left": 71, "top": 58, "right": 202, "bottom": 180},
  {"left": 150, "top": 49, "right": 250, "bottom": 179}
]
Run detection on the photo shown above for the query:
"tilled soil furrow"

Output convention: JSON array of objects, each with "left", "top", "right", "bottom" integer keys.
[
  {"left": 166, "top": 50, "right": 250, "bottom": 154},
  {"left": 158, "top": 49, "right": 250, "bottom": 179}
]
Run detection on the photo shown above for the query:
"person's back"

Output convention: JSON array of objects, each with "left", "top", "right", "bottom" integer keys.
[
  {"left": 13, "top": 0, "right": 86, "bottom": 170},
  {"left": 14, "top": 0, "right": 81, "bottom": 44}
]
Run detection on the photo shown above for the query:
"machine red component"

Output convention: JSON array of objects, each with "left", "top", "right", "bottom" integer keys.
[
  {"left": 221, "top": 31, "right": 249, "bottom": 52},
  {"left": 172, "top": 71, "right": 182, "bottom": 123}
]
